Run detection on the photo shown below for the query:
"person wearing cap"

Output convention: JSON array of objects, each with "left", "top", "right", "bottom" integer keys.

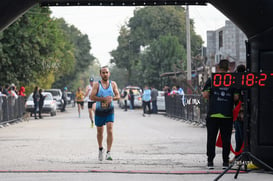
[{"left": 85, "top": 77, "right": 96, "bottom": 128}]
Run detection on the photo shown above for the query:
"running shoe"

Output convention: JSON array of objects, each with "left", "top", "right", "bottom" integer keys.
[
  {"left": 207, "top": 162, "right": 214, "bottom": 169},
  {"left": 106, "top": 151, "right": 113, "bottom": 161},
  {"left": 98, "top": 148, "right": 105, "bottom": 161},
  {"left": 222, "top": 162, "right": 229, "bottom": 169}
]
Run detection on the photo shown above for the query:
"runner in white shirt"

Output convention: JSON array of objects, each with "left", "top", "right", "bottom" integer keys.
[{"left": 85, "top": 77, "right": 96, "bottom": 128}]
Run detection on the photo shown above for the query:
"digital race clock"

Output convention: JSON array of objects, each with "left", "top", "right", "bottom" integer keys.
[{"left": 211, "top": 73, "right": 273, "bottom": 88}]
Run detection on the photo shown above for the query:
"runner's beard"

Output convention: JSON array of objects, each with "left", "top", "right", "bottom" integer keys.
[{"left": 102, "top": 76, "right": 108, "bottom": 81}]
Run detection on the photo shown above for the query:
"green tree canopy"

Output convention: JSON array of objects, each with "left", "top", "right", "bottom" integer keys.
[
  {"left": 0, "top": 6, "right": 95, "bottom": 94},
  {"left": 52, "top": 18, "right": 95, "bottom": 90},
  {"left": 0, "top": 6, "right": 75, "bottom": 89},
  {"left": 110, "top": 6, "right": 203, "bottom": 89},
  {"left": 139, "top": 35, "right": 185, "bottom": 87}
]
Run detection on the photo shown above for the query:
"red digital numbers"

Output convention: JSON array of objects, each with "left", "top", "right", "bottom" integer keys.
[
  {"left": 259, "top": 73, "right": 267, "bottom": 86},
  {"left": 246, "top": 73, "right": 255, "bottom": 86},
  {"left": 212, "top": 72, "right": 272, "bottom": 88},
  {"left": 213, "top": 74, "right": 222, "bottom": 87},
  {"left": 223, "top": 74, "right": 232, "bottom": 87},
  {"left": 213, "top": 73, "right": 233, "bottom": 87}
]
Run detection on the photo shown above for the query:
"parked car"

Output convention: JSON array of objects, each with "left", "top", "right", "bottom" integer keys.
[
  {"left": 119, "top": 86, "right": 142, "bottom": 109},
  {"left": 25, "top": 92, "right": 57, "bottom": 116},
  {"left": 157, "top": 91, "right": 166, "bottom": 112},
  {"left": 44, "top": 89, "right": 63, "bottom": 110}
]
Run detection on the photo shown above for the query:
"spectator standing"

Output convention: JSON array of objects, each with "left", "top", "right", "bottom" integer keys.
[
  {"left": 129, "top": 89, "right": 134, "bottom": 109},
  {"left": 123, "top": 89, "right": 128, "bottom": 111},
  {"left": 38, "top": 89, "right": 46, "bottom": 119},
  {"left": 177, "top": 86, "right": 185, "bottom": 106},
  {"left": 10, "top": 83, "right": 18, "bottom": 94},
  {"left": 2, "top": 85, "right": 10, "bottom": 96},
  {"left": 202, "top": 59, "right": 239, "bottom": 169},
  {"left": 9, "top": 85, "right": 18, "bottom": 107},
  {"left": 169, "top": 86, "right": 178, "bottom": 96},
  {"left": 32, "top": 86, "right": 39, "bottom": 119},
  {"left": 61, "top": 87, "right": 68, "bottom": 112},
  {"left": 0, "top": 86, "right": 6, "bottom": 97},
  {"left": 18, "top": 86, "right": 26, "bottom": 97},
  {"left": 163, "top": 86, "right": 171, "bottom": 97},
  {"left": 142, "top": 85, "right": 151, "bottom": 117},
  {"left": 151, "top": 86, "right": 158, "bottom": 114}
]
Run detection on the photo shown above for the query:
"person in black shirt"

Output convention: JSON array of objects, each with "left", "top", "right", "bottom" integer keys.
[
  {"left": 129, "top": 89, "right": 134, "bottom": 109},
  {"left": 38, "top": 89, "right": 46, "bottom": 119},
  {"left": 202, "top": 59, "right": 239, "bottom": 169},
  {"left": 61, "top": 87, "right": 68, "bottom": 112},
  {"left": 32, "top": 86, "right": 39, "bottom": 119}
]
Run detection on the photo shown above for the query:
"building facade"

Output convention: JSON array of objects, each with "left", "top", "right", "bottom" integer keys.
[{"left": 206, "top": 20, "right": 248, "bottom": 71}]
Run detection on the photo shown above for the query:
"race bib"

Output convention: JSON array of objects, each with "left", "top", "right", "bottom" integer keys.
[{"left": 101, "top": 101, "right": 109, "bottom": 109}]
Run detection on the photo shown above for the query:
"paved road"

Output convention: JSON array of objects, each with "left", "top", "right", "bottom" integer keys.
[{"left": 0, "top": 103, "right": 272, "bottom": 180}]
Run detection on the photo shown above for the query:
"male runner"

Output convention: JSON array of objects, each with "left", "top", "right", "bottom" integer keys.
[
  {"left": 85, "top": 77, "right": 96, "bottom": 128},
  {"left": 90, "top": 66, "right": 120, "bottom": 161}
]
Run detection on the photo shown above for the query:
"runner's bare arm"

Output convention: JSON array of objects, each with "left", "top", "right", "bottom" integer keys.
[
  {"left": 111, "top": 81, "right": 120, "bottom": 101},
  {"left": 84, "top": 86, "right": 90, "bottom": 97}
]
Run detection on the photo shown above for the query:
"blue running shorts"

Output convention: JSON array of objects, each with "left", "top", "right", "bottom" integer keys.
[{"left": 95, "top": 113, "right": 114, "bottom": 127}]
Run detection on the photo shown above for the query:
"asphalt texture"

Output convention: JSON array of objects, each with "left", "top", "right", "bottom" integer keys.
[{"left": 0, "top": 103, "right": 272, "bottom": 180}]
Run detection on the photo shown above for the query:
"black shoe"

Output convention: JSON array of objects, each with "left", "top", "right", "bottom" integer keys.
[
  {"left": 223, "top": 162, "right": 229, "bottom": 169},
  {"left": 207, "top": 162, "right": 214, "bottom": 169}
]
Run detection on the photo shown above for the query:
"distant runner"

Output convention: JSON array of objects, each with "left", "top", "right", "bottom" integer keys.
[
  {"left": 75, "top": 87, "right": 85, "bottom": 118},
  {"left": 85, "top": 77, "right": 96, "bottom": 128}
]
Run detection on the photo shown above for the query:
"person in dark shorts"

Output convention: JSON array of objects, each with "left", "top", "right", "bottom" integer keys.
[
  {"left": 75, "top": 87, "right": 85, "bottom": 118},
  {"left": 90, "top": 66, "right": 120, "bottom": 161},
  {"left": 85, "top": 77, "right": 96, "bottom": 128},
  {"left": 202, "top": 59, "right": 239, "bottom": 169}
]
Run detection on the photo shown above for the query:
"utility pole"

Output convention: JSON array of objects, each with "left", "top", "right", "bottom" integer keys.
[{"left": 186, "top": 5, "right": 192, "bottom": 94}]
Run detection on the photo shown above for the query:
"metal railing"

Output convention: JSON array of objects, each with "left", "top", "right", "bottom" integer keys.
[
  {"left": 0, "top": 96, "right": 26, "bottom": 125},
  {"left": 165, "top": 94, "right": 207, "bottom": 125}
]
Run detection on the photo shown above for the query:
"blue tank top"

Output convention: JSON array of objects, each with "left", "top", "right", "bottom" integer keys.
[{"left": 96, "top": 80, "right": 114, "bottom": 112}]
